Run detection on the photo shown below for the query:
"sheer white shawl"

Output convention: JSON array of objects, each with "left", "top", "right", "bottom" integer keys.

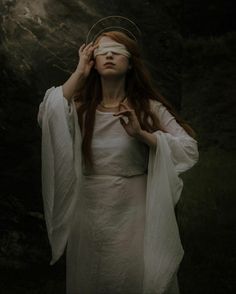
[{"left": 38, "top": 86, "right": 198, "bottom": 293}]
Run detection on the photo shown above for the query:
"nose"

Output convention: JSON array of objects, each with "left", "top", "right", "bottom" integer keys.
[{"left": 105, "top": 51, "right": 113, "bottom": 58}]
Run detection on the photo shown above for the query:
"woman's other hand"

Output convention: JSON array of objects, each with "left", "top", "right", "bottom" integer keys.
[
  {"left": 114, "top": 103, "right": 157, "bottom": 148},
  {"left": 114, "top": 103, "right": 142, "bottom": 137}
]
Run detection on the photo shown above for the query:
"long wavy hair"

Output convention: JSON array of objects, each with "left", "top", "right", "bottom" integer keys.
[{"left": 74, "top": 31, "right": 195, "bottom": 166}]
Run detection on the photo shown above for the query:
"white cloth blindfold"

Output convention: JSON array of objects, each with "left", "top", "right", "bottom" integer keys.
[{"left": 94, "top": 42, "right": 131, "bottom": 58}]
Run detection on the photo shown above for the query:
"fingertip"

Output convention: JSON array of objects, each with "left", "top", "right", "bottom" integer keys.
[{"left": 79, "top": 43, "right": 85, "bottom": 51}]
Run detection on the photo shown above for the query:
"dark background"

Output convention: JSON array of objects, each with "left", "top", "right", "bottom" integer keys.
[{"left": 0, "top": 0, "right": 235, "bottom": 293}]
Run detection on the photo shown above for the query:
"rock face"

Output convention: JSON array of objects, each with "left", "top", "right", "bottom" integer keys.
[{"left": 0, "top": 0, "right": 182, "bottom": 104}]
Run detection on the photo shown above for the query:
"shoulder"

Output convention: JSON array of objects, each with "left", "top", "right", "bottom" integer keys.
[
  {"left": 149, "top": 99, "right": 163, "bottom": 109},
  {"left": 148, "top": 99, "right": 176, "bottom": 126},
  {"left": 149, "top": 99, "right": 165, "bottom": 115}
]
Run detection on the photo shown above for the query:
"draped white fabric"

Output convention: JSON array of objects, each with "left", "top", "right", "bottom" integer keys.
[
  {"left": 38, "top": 86, "right": 82, "bottom": 265},
  {"left": 143, "top": 101, "right": 198, "bottom": 293},
  {"left": 38, "top": 86, "right": 198, "bottom": 293}
]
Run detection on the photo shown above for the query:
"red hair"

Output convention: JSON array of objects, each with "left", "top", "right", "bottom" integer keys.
[{"left": 75, "top": 31, "right": 195, "bottom": 166}]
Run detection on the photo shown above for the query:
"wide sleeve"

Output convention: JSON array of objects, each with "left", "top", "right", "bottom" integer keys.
[
  {"left": 143, "top": 101, "right": 199, "bottom": 293},
  {"left": 151, "top": 100, "right": 199, "bottom": 174},
  {"left": 38, "top": 86, "right": 82, "bottom": 265}
]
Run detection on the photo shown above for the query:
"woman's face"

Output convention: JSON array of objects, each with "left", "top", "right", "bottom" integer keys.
[{"left": 94, "top": 36, "right": 131, "bottom": 78}]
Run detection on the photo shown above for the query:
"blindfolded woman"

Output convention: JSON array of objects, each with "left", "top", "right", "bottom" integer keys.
[{"left": 38, "top": 18, "right": 198, "bottom": 294}]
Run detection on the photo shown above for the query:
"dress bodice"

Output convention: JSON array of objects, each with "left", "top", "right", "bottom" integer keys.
[{"left": 82, "top": 110, "right": 149, "bottom": 176}]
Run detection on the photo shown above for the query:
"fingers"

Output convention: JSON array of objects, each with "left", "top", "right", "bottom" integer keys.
[
  {"left": 113, "top": 110, "right": 132, "bottom": 117},
  {"left": 119, "top": 117, "right": 127, "bottom": 126},
  {"left": 79, "top": 42, "right": 98, "bottom": 58},
  {"left": 120, "top": 102, "right": 129, "bottom": 109},
  {"left": 80, "top": 42, "right": 93, "bottom": 51},
  {"left": 113, "top": 106, "right": 136, "bottom": 118},
  {"left": 79, "top": 43, "right": 86, "bottom": 54}
]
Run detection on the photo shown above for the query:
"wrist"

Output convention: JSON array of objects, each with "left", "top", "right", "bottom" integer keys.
[
  {"left": 134, "top": 129, "right": 146, "bottom": 140},
  {"left": 135, "top": 129, "right": 157, "bottom": 148},
  {"left": 74, "top": 68, "right": 85, "bottom": 78}
]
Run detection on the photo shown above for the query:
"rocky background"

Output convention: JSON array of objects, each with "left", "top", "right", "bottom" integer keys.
[{"left": 0, "top": 0, "right": 235, "bottom": 293}]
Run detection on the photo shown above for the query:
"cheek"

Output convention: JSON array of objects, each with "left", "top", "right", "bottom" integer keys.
[
  {"left": 119, "top": 57, "right": 130, "bottom": 70},
  {"left": 94, "top": 56, "right": 103, "bottom": 69}
]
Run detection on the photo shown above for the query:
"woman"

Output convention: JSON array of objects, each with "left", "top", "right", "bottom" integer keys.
[{"left": 38, "top": 28, "right": 198, "bottom": 294}]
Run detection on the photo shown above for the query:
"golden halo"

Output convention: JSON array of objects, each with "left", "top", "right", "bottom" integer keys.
[{"left": 86, "top": 15, "right": 142, "bottom": 44}]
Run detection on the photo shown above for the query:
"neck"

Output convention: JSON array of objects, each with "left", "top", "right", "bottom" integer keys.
[{"left": 100, "top": 76, "right": 126, "bottom": 104}]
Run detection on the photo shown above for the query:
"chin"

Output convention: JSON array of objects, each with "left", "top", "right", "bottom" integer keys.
[{"left": 100, "top": 70, "right": 127, "bottom": 78}]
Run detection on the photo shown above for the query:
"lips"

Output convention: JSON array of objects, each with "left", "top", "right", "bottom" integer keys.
[{"left": 104, "top": 62, "right": 115, "bottom": 66}]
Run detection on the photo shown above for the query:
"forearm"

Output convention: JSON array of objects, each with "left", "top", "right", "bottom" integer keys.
[
  {"left": 62, "top": 68, "right": 86, "bottom": 101},
  {"left": 135, "top": 129, "right": 157, "bottom": 148}
]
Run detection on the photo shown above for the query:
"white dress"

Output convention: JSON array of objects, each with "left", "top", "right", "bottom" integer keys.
[
  {"left": 67, "top": 109, "right": 149, "bottom": 294},
  {"left": 38, "top": 86, "right": 199, "bottom": 294}
]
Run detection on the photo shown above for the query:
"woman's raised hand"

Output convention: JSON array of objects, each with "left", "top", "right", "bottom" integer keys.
[
  {"left": 62, "top": 42, "right": 98, "bottom": 100},
  {"left": 76, "top": 42, "right": 98, "bottom": 78}
]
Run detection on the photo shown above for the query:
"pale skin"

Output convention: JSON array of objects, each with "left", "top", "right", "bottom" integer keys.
[{"left": 62, "top": 36, "right": 157, "bottom": 148}]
